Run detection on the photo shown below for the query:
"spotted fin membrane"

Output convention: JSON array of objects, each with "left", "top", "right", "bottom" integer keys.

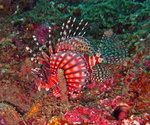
[
  {"left": 99, "top": 35, "right": 128, "bottom": 64},
  {"left": 91, "top": 63, "right": 110, "bottom": 83}
]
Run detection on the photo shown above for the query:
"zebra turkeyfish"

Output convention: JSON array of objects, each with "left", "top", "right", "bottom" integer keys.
[{"left": 26, "top": 17, "right": 127, "bottom": 98}]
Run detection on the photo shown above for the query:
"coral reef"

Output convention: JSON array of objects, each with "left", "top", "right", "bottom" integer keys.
[
  {"left": 0, "top": 0, "right": 149, "bottom": 124},
  {"left": 0, "top": 102, "right": 21, "bottom": 125}
]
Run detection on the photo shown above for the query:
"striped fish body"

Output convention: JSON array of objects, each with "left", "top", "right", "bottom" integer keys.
[
  {"left": 31, "top": 18, "right": 127, "bottom": 97},
  {"left": 50, "top": 50, "right": 90, "bottom": 93},
  {"left": 36, "top": 49, "right": 91, "bottom": 97},
  {"left": 35, "top": 37, "right": 106, "bottom": 97}
]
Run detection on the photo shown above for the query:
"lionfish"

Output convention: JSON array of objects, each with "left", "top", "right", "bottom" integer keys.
[{"left": 26, "top": 17, "right": 128, "bottom": 98}]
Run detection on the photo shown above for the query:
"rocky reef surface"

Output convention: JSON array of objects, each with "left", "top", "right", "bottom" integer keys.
[{"left": 0, "top": 0, "right": 150, "bottom": 124}]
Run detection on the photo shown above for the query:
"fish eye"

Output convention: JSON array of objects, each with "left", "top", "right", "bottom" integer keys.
[{"left": 38, "top": 74, "right": 41, "bottom": 77}]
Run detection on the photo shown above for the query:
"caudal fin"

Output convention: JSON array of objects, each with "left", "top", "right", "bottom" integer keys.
[{"left": 99, "top": 35, "right": 128, "bottom": 64}]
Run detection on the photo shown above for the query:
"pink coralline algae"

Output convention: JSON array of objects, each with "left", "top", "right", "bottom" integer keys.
[
  {"left": 98, "top": 96, "right": 123, "bottom": 110},
  {"left": 63, "top": 106, "right": 119, "bottom": 125},
  {"left": 98, "top": 96, "right": 131, "bottom": 121},
  {"left": 97, "top": 76, "right": 115, "bottom": 92},
  {"left": 121, "top": 115, "right": 149, "bottom": 125},
  {"left": 36, "top": 24, "right": 49, "bottom": 45},
  {"left": 111, "top": 96, "right": 122, "bottom": 108}
]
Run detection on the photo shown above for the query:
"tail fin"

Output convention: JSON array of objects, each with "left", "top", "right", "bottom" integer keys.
[{"left": 99, "top": 35, "right": 128, "bottom": 64}]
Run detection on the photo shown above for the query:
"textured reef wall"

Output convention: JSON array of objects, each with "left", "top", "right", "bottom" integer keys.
[{"left": 0, "top": 0, "right": 150, "bottom": 124}]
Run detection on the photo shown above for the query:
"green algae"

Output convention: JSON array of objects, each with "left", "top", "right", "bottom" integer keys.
[{"left": 7, "top": 0, "right": 149, "bottom": 28}]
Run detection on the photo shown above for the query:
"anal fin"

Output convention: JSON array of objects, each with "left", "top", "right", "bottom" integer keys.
[{"left": 91, "top": 64, "right": 110, "bottom": 83}]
